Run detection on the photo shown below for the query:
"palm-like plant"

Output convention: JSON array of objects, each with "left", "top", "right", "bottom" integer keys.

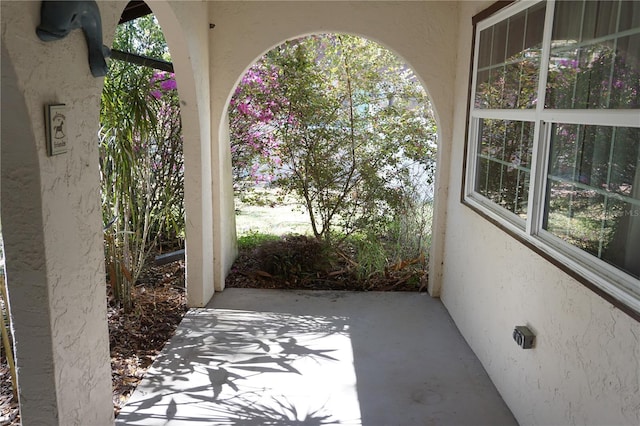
[
  {"left": 100, "top": 16, "right": 183, "bottom": 311},
  {"left": 100, "top": 62, "right": 155, "bottom": 310}
]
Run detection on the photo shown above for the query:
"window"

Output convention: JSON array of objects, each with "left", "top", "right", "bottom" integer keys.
[{"left": 465, "top": 0, "right": 640, "bottom": 316}]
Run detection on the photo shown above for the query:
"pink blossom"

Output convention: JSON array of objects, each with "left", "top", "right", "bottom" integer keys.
[
  {"left": 259, "top": 111, "right": 273, "bottom": 121},
  {"left": 150, "top": 90, "right": 162, "bottom": 99},
  {"left": 238, "top": 103, "right": 250, "bottom": 114},
  {"left": 161, "top": 79, "right": 177, "bottom": 91}
]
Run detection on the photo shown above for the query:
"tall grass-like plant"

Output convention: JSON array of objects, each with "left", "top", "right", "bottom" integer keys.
[
  {"left": 387, "top": 167, "right": 434, "bottom": 264},
  {"left": 100, "top": 67, "right": 151, "bottom": 310},
  {"left": 351, "top": 234, "right": 387, "bottom": 282}
]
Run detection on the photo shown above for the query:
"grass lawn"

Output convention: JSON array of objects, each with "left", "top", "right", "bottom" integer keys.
[{"left": 234, "top": 189, "right": 312, "bottom": 237}]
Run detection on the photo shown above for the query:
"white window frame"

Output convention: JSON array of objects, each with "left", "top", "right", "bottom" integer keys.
[{"left": 464, "top": 0, "right": 640, "bottom": 317}]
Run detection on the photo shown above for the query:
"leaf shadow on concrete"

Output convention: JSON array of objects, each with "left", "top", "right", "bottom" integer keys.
[
  {"left": 116, "top": 290, "right": 519, "bottom": 426},
  {"left": 115, "top": 307, "right": 360, "bottom": 425}
]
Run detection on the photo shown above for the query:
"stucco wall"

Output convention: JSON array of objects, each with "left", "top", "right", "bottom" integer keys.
[
  {"left": 6, "top": 0, "right": 635, "bottom": 423},
  {"left": 208, "top": 0, "right": 459, "bottom": 292},
  {"left": 1, "top": 1, "right": 122, "bottom": 423},
  {"left": 152, "top": 1, "right": 216, "bottom": 307},
  {"left": 1, "top": 1, "right": 214, "bottom": 422},
  {"left": 441, "top": 2, "right": 640, "bottom": 425}
]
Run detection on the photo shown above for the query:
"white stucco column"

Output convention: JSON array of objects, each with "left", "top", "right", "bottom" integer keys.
[
  {"left": 1, "top": 2, "right": 115, "bottom": 423},
  {"left": 153, "top": 1, "right": 216, "bottom": 307},
  {"left": 209, "top": 12, "right": 240, "bottom": 293},
  {"left": 212, "top": 113, "right": 238, "bottom": 292}
]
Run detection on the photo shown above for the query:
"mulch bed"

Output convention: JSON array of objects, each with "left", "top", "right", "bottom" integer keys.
[
  {"left": 226, "top": 235, "right": 428, "bottom": 292},
  {"left": 0, "top": 256, "right": 188, "bottom": 423},
  {"left": 0, "top": 361, "right": 18, "bottom": 426},
  {"left": 1, "top": 235, "right": 427, "bottom": 421},
  {"left": 110, "top": 259, "right": 187, "bottom": 417}
]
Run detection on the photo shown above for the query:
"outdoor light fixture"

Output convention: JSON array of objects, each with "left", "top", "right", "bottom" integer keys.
[{"left": 36, "top": 0, "right": 111, "bottom": 77}]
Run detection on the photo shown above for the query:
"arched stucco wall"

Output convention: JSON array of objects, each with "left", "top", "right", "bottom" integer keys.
[
  {"left": 3, "top": 2, "right": 637, "bottom": 424},
  {"left": 208, "top": 1, "right": 459, "bottom": 293},
  {"left": 0, "top": 1, "right": 122, "bottom": 422},
  {"left": 1, "top": 1, "right": 214, "bottom": 422},
  {"left": 149, "top": 2, "right": 216, "bottom": 307},
  {"left": 1, "top": 39, "right": 62, "bottom": 424}
]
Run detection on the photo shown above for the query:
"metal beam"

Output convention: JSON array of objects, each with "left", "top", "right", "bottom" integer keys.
[
  {"left": 119, "top": 1, "right": 152, "bottom": 25},
  {"left": 110, "top": 49, "right": 174, "bottom": 73}
]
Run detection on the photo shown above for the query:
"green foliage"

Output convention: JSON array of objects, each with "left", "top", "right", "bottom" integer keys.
[
  {"left": 230, "top": 34, "right": 437, "bottom": 249},
  {"left": 100, "top": 16, "right": 183, "bottom": 310},
  {"left": 113, "top": 15, "right": 170, "bottom": 60},
  {"left": 256, "top": 235, "right": 335, "bottom": 279},
  {"left": 386, "top": 199, "right": 433, "bottom": 263},
  {"left": 237, "top": 231, "right": 281, "bottom": 250},
  {"left": 347, "top": 233, "right": 388, "bottom": 282}
]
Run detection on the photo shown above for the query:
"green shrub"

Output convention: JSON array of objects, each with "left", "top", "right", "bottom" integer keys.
[
  {"left": 256, "top": 235, "right": 335, "bottom": 278},
  {"left": 346, "top": 233, "right": 387, "bottom": 281},
  {"left": 237, "top": 231, "right": 281, "bottom": 250}
]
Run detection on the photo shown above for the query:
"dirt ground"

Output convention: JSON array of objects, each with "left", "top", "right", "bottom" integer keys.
[
  {"left": 0, "top": 362, "right": 18, "bottom": 426},
  {"left": 109, "top": 260, "right": 187, "bottom": 417}
]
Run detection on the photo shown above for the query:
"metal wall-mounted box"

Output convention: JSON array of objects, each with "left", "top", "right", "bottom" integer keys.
[{"left": 513, "top": 326, "right": 535, "bottom": 349}]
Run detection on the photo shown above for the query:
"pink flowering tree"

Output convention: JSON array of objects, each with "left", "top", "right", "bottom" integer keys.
[{"left": 229, "top": 63, "right": 288, "bottom": 196}]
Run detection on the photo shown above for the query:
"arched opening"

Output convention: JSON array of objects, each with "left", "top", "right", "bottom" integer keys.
[
  {"left": 226, "top": 34, "right": 438, "bottom": 292},
  {"left": 100, "top": 2, "right": 211, "bottom": 414},
  {"left": 148, "top": 2, "right": 215, "bottom": 308},
  {"left": 205, "top": 1, "right": 454, "bottom": 298},
  {"left": 100, "top": 12, "right": 185, "bottom": 311}
]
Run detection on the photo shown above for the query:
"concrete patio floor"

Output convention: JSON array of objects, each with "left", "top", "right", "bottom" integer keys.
[{"left": 116, "top": 289, "right": 517, "bottom": 425}]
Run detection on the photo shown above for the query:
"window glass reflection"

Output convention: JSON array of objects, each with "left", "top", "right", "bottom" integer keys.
[
  {"left": 545, "top": 124, "right": 640, "bottom": 278},
  {"left": 475, "top": 119, "right": 534, "bottom": 218},
  {"left": 546, "top": 0, "right": 640, "bottom": 109},
  {"left": 475, "top": 2, "right": 546, "bottom": 109}
]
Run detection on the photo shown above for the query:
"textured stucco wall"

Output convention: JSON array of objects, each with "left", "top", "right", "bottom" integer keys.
[
  {"left": 1, "top": 39, "right": 60, "bottom": 424},
  {"left": 441, "top": 2, "right": 640, "bottom": 425},
  {"left": 208, "top": 0, "right": 458, "bottom": 292},
  {"left": 1, "top": 1, "right": 217, "bottom": 421},
  {"left": 152, "top": 1, "right": 216, "bottom": 307},
  {"left": 1, "top": 1, "right": 121, "bottom": 423},
  {"left": 214, "top": 112, "right": 238, "bottom": 292},
  {"left": 8, "top": 0, "right": 635, "bottom": 423}
]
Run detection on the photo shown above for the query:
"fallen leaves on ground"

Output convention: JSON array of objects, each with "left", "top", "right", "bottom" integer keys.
[
  {"left": 226, "top": 235, "right": 428, "bottom": 292},
  {"left": 0, "top": 361, "right": 18, "bottom": 426},
  {"left": 0, "top": 257, "right": 188, "bottom": 422},
  {"left": 110, "top": 260, "right": 187, "bottom": 417}
]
